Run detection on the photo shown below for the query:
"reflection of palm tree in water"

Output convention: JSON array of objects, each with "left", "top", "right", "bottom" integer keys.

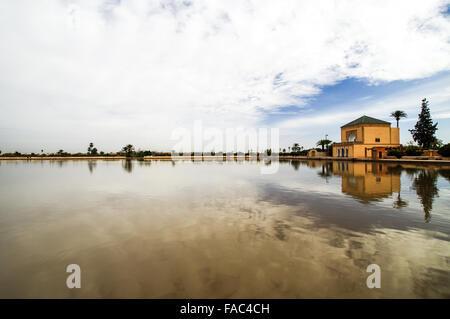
[
  {"left": 291, "top": 160, "right": 300, "bottom": 171},
  {"left": 317, "top": 162, "right": 333, "bottom": 183},
  {"left": 88, "top": 161, "right": 97, "bottom": 174},
  {"left": 122, "top": 159, "right": 133, "bottom": 173},
  {"left": 387, "top": 165, "right": 408, "bottom": 209},
  {"left": 393, "top": 192, "right": 408, "bottom": 209},
  {"left": 411, "top": 170, "right": 439, "bottom": 223}
]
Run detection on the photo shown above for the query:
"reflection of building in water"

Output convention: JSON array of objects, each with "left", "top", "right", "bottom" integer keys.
[{"left": 333, "top": 161, "right": 401, "bottom": 202}]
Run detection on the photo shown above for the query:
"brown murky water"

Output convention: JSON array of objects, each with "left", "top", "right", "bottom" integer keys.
[{"left": 0, "top": 159, "right": 449, "bottom": 298}]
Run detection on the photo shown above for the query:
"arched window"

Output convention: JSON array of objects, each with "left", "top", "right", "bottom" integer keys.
[
  {"left": 348, "top": 133, "right": 356, "bottom": 142},
  {"left": 345, "top": 149, "right": 349, "bottom": 157},
  {"left": 341, "top": 148, "right": 345, "bottom": 157},
  {"left": 337, "top": 149, "right": 340, "bottom": 157}
]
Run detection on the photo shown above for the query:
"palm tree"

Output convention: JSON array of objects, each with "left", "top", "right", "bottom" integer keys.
[
  {"left": 88, "top": 142, "right": 94, "bottom": 155},
  {"left": 292, "top": 143, "right": 302, "bottom": 152},
  {"left": 316, "top": 139, "right": 332, "bottom": 151},
  {"left": 122, "top": 144, "right": 135, "bottom": 157},
  {"left": 390, "top": 110, "right": 407, "bottom": 128}
]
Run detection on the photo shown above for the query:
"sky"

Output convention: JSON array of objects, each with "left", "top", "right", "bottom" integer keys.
[{"left": 0, "top": 0, "right": 450, "bottom": 153}]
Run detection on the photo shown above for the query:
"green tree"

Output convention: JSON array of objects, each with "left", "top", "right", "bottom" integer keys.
[
  {"left": 87, "top": 142, "right": 94, "bottom": 155},
  {"left": 430, "top": 138, "right": 443, "bottom": 150},
  {"left": 91, "top": 147, "right": 98, "bottom": 155},
  {"left": 292, "top": 143, "right": 302, "bottom": 152},
  {"left": 409, "top": 98, "right": 438, "bottom": 149},
  {"left": 122, "top": 144, "right": 135, "bottom": 157},
  {"left": 316, "top": 139, "right": 332, "bottom": 151},
  {"left": 390, "top": 110, "right": 407, "bottom": 128},
  {"left": 438, "top": 143, "right": 450, "bottom": 157}
]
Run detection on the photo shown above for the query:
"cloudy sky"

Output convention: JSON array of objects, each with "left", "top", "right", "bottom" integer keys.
[{"left": 1, "top": 0, "right": 449, "bottom": 153}]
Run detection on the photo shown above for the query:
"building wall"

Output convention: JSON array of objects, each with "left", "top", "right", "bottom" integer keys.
[
  {"left": 341, "top": 126, "right": 363, "bottom": 143},
  {"left": 352, "top": 145, "right": 367, "bottom": 158},
  {"left": 390, "top": 127, "right": 400, "bottom": 144},
  {"left": 334, "top": 143, "right": 403, "bottom": 158},
  {"left": 341, "top": 124, "right": 395, "bottom": 144},
  {"left": 361, "top": 124, "right": 391, "bottom": 144},
  {"left": 333, "top": 145, "right": 354, "bottom": 157},
  {"left": 307, "top": 150, "right": 328, "bottom": 157}
]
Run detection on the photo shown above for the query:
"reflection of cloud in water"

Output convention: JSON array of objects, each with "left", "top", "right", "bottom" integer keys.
[
  {"left": 0, "top": 160, "right": 449, "bottom": 298},
  {"left": 3, "top": 190, "right": 448, "bottom": 298}
]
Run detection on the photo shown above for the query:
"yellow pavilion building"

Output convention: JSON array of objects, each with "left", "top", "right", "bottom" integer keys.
[{"left": 333, "top": 115, "right": 400, "bottom": 159}]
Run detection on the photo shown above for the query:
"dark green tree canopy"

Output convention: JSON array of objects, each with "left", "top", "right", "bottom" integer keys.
[
  {"left": 409, "top": 98, "right": 438, "bottom": 149},
  {"left": 291, "top": 143, "right": 302, "bottom": 152},
  {"left": 122, "top": 144, "right": 135, "bottom": 157},
  {"left": 316, "top": 139, "right": 332, "bottom": 150}
]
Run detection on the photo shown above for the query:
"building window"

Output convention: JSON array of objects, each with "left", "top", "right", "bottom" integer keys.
[
  {"left": 345, "top": 149, "right": 349, "bottom": 157},
  {"left": 375, "top": 138, "right": 380, "bottom": 142},
  {"left": 341, "top": 148, "right": 344, "bottom": 157},
  {"left": 337, "top": 149, "right": 340, "bottom": 157},
  {"left": 347, "top": 133, "right": 356, "bottom": 142}
]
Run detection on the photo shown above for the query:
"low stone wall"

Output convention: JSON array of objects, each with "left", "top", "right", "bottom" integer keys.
[{"left": 401, "top": 156, "right": 444, "bottom": 160}]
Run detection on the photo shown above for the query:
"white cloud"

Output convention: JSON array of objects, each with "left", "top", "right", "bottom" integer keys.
[{"left": 0, "top": 0, "right": 449, "bottom": 152}]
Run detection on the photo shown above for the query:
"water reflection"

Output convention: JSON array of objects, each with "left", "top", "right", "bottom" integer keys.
[
  {"left": 411, "top": 170, "right": 439, "bottom": 223},
  {"left": 317, "top": 162, "right": 333, "bottom": 182},
  {"left": 393, "top": 192, "right": 408, "bottom": 210},
  {"left": 0, "top": 159, "right": 448, "bottom": 298},
  {"left": 333, "top": 162, "right": 401, "bottom": 203},
  {"left": 439, "top": 169, "right": 450, "bottom": 183},
  {"left": 122, "top": 159, "right": 133, "bottom": 173},
  {"left": 87, "top": 161, "right": 97, "bottom": 174},
  {"left": 301, "top": 160, "right": 445, "bottom": 222}
]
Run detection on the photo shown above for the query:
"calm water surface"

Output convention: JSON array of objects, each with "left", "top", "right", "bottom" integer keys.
[{"left": 0, "top": 159, "right": 449, "bottom": 298}]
